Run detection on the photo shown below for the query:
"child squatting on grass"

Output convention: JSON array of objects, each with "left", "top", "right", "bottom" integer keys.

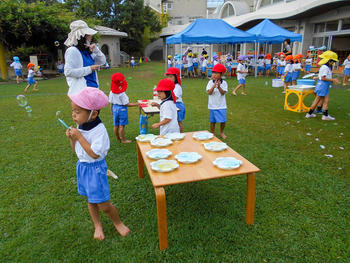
[
  {"left": 66, "top": 87, "right": 130, "bottom": 240},
  {"left": 109, "top": 72, "right": 139, "bottom": 143},
  {"left": 206, "top": 63, "right": 228, "bottom": 139},
  {"left": 151, "top": 79, "right": 180, "bottom": 135}
]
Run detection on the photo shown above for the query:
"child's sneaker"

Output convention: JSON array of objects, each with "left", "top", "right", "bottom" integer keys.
[
  {"left": 322, "top": 115, "right": 335, "bottom": 121},
  {"left": 305, "top": 113, "right": 316, "bottom": 118}
]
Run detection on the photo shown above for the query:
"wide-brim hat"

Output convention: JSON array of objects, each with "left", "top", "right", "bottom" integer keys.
[
  {"left": 318, "top": 50, "right": 338, "bottom": 65},
  {"left": 285, "top": 55, "right": 294, "bottom": 61},
  {"left": 64, "top": 20, "right": 97, "bottom": 47},
  {"left": 13, "top": 56, "right": 20, "bottom": 62},
  {"left": 69, "top": 87, "right": 108, "bottom": 110},
  {"left": 111, "top": 72, "right": 127, "bottom": 94},
  {"left": 27, "top": 63, "right": 35, "bottom": 69},
  {"left": 165, "top": 67, "right": 181, "bottom": 85},
  {"left": 154, "top": 79, "right": 176, "bottom": 103}
]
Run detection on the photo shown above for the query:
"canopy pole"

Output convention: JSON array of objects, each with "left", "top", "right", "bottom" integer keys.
[
  {"left": 165, "top": 43, "right": 168, "bottom": 71},
  {"left": 211, "top": 44, "right": 213, "bottom": 62},
  {"left": 254, "top": 41, "right": 258, "bottom": 78},
  {"left": 234, "top": 44, "right": 237, "bottom": 59},
  {"left": 281, "top": 43, "right": 283, "bottom": 52},
  {"left": 180, "top": 43, "right": 182, "bottom": 77}
]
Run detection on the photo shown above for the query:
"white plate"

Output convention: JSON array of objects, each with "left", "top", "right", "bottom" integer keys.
[
  {"left": 192, "top": 132, "right": 214, "bottom": 141},
  {"left": 146, "top": 149, "right": 172, "bottom": 160},
  {"left": 150, "top": 159, "right": 179, "bottom": 173},
  {"left": 136, "top": 134, "right": 157, "bottom": 142},
  {"left": 203, "top": 142, "right": 228, "bottom": 152},
  {"left": 213, "top": 157, "right": 242, "bottom": 170},
  {"left": 165, "top": 132, "right": 185, "bottom": 141},
  {"left": 174, "top": 152, "right": 202, "bottom": 164},
  {"left": 150, "top": 137, "right": 173, "bottom": 147},
  {"left": 302, "top": 73, "right": 316, "bottom": 79}
]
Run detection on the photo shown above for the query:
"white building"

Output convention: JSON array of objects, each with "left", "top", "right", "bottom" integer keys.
[{"left": 159, "top": 0, "right": 350, "bottom": 63}]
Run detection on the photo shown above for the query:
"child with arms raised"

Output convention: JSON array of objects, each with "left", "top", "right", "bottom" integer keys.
[{"left": 66, "top": 87, "right": 130, "bottom": 240}]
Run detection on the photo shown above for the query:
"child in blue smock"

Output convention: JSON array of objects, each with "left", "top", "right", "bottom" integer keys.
[
  {"left": 109, "top": 72, "right": 139, "bottom": 143},
  {"left": 305, "top": 51, "right": 340, "bottom": 121},
  {"left": 67, "top": 87, "right": 130, "bottom": 240}
]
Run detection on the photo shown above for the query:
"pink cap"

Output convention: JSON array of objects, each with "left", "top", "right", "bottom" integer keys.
[{"left": 68, "top": 87, "right": 109, "bottom": 110}]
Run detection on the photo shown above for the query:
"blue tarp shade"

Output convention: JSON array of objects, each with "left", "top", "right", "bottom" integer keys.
[
  {"left": 246, "top": 19, "right": 302, "bottom": 44},
  {"left": 166, "top": 18, "right": 256, "bottom": 44}
]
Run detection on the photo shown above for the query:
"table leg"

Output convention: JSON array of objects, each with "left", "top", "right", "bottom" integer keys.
[
  {"left": 137, "top": 144, "right": 145, "bottom": 178},
  {"left": 154, "top": 187, "right": 168, "bottom": 250},
  {"left": 245, "top": 173, "right": 256, "bottom": 225}
]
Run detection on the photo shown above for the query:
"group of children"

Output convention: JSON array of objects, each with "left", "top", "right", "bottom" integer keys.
[{"left": 9, "top": 56, "right": 39, "bottom": 92}]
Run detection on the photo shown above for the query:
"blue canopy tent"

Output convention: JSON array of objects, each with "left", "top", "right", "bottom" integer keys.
[
  {"left": 165, "top": 19, "right": 256, "bottom": 71},
  {"left": 246, "top": 19, "right": 302, "bottom": 76},
  {"left": 166, "top": 18, "right": 256, "bottom": 45}
]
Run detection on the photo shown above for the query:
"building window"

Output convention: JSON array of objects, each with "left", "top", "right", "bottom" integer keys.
[
  {"left": 312, "top": 37, "right": 323, "bottom": 47},
  {"left": 313, "top": 23, "right": 325, "bottom": 33},
  {"left": 341, "top": 18, "right": 350, "bottom": 30},
  {"left": 325, "top": 20, "right": 339, "bottom": 32}
]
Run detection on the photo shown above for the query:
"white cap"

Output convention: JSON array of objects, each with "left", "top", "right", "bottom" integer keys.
[{"left": 64, "top": 20, "right": 97, "bottom": 47}]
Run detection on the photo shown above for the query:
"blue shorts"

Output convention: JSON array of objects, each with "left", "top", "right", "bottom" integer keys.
[
  {"left": 227, "top": 66, "right": 231, "bottom": 73},
  {"left": 27, "top": 77, "right": 36, "bottom": 85},
  {"left": 188, "top": 66, "right": 193, "bottom": 72},
  {"left": 305, "top": 65, "right": 311, "bottom": 72},
  {"left": 238, "top": 78, "right": 246, "bottom": 84},
  {"left": 285, "top": 72, "right": 293, "bottom": 83},
  {"left": 15, "top": 69, "right": 22, "bottom": 76},
  {"left": 265, "top": 64, "right": 271, "bottom": 70},
  {"left": 210, "top": 109, "right": 226, "bottom": 123},
  {"left": 112, "top": 104, "right": 128, "bottom": 126},
  {"left": 292, "top": 71, "right": 298, "bottom": 81},
  {"left": 345, "top": 68, "right": 350, "bottom": 75},
  {"left": 193, "top": 62, "right": 199, "bottom": 69},
  {"left": 277, "top": 66, "right": 280, "bottom": 73},
  {"left": 76, "top": 159, "right": 110, "bottom": 204},
  {"left": 130, "top": 62, "right": 135, "bottom": 67},
  {"left": 181, "top": 65, "right": 184, "bottom": 70},
  {"left": 257, "top": 66, "right": 265, "bottom": 73},
  {"left": 176, "top": 102, "right": 185, "bottom": 122},
  {"left": 201, "top": 67, "right": 206, "bottom": 73},
  {"left": 315, "top": 80, "right": 330, "bottom": 97},
  {"left": 279, "top": 66, "right": 285, "bottom": 75}
]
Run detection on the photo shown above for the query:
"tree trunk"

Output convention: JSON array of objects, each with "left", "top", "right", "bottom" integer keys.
[{"left": 0, "top": 42, "right": 8, "bottom": 80}]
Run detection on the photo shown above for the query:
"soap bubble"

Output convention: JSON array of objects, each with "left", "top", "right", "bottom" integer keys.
[
  {"left": 25, "top": 106, "right": 32, "bottom": 113},
  {"left": 56, "top": 111, "right": 62, "bottom": 118},
  {"left": 16, "top": 95, "right": 28, "bottom": 107}
]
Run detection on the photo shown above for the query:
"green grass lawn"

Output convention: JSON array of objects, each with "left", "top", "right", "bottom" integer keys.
[{"left": 1, "top": 62, "right": 349, "bottom": 262}]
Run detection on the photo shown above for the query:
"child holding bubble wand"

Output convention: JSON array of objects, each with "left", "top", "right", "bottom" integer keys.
[{"left": 66, "top": 87, "right": 130, "bottom": 240}]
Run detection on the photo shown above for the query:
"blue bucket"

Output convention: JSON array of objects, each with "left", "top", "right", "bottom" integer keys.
[{"left": 297, "top": 79, "right": 315, "bottom": 85}]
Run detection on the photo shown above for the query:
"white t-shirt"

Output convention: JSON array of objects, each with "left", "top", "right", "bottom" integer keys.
[
  {"left": 213, "top": 60, "right": 219, "bottom": 66},
  {"left": 108, "top": 91, "right": 129, "bottom": 105},
  {"left": 318, "top": 65, "right": 332, "bottom": 80},
  {"left": 280, "top": 60, "right": 286, "bottom": 67},
  {"left": 257, "top": 59, "right": 265, "bottom": 67},
  {"left": 277, "top": 59, "right": 281, "bottom": 66},
  {"left": 75, "top": 123, "right": 110, "bottom": 163},
  {"left": 201, "top": 59, "right": 208, "bottom": 68},
  {"left": 305, "top": 58, "right": 312, "bottom": 65},
  {"left": 168, "top": 59, "right": 172, "bottom": 66},
  {"left": 192, "top": 58, "right": 198, "bottom": 64},
  {"left": 10, "top": 62, "right": 22, "bottom": 70},
  {"left": 206, "top": 79, "right": 228, "bottom": 110},
  {"left": 187, "top": 57, "right": 193, "bottom": 67},
  {"left": 265, "top": 59, "right": 271, "bottom": 65},
  {"left": 342, "top": 59, "right": 350, "bottom": 69},
  {"left": 294, "top": 63, "right": 301, "bottom": 71},
  {"left": 236, "top": 63, "right": 247, "bottom": 80},
  {"left": 173, "top": 83, "right": 183, "bottom": 103},
  {"left": 27, "top": 69, "right": 35, "bottom": 78},
  {"left": 159, "top": 100, "right": 179, "bottom": 135},
  {"left": 285, "top": 63, "right": 294, "bottom": 74}
]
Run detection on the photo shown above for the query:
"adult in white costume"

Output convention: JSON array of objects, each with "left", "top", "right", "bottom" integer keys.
[{"left": 64, "top": 20, "right": 106, "bottom": 95}]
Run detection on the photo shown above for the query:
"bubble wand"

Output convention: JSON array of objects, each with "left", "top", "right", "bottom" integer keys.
[{"left": 56, "top": 111, "right": 71, "bottom": 129}]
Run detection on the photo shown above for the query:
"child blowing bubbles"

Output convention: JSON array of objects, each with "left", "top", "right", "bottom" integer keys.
[
  {"left": 151, "top": 79, "right": 180, "bottom": 135},
  {"left": 66, "top": 87, "right": 130, "bottom": 240},
  {"left": 206, "top": 64, "right": 228, "bottom": 139},
  {"left": 109, "top": 72, "right": 139, "bottom": 143}
]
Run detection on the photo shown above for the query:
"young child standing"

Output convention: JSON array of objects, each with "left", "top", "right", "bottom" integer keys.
[
  {"left": 167, "top": 55, "right": 173, "bottom": 68},
  {"left": 279, "top": 53, "right": 286, "bottom": 78},
  {"left": 265, "top": 53, "right": 272, "bottom": 77},
  {"left": 342, "top": 55, "right": 350, "bottom": 85},
  {"left": 165, "top": 67, "right": 185, "bottom": 132},
  {"left": 24, "top": 63, "right": 38, "bottom": 93},
  {"left": 206, "top": 64, "right": 228, "bottom": 139},
  {"left": 304, "top": 53, "right": 312, "bottom": 74},
  {"left": 109, "top": 73, "right": 139, "bottom": 143},
  {"left": 192, "top": 53, "right": 199, "bottom": 77},
  {"left": 292, "top": 55, "right": 301, "bottom": 85},
  {"left": 257, "top": 55, "right": 265, "bottom": 76},
  {"left": 283, "top": 55, "right": 294, "bottom": 93},
  {"left": 233, "top": 56, "right": 248, "bottom": 96},
  {"left": 187, "top": 53, "right": 194, "bottom": 78},
  {"left": 200, "top": 54, "right": 208, "bottom": 78},
  {"left": 151, "top": 79, "right": 180, "bottom": 135},
  {"left": 130, "top": 57, "right": 135, "bottom": 68},
  {"left": 10, "top": 56, "right": 24, "bottom": 84},
  {"left": 305, "top": 51, "right": 340, "bottom": 120},
  {"left": 66, "top": 87, "right": 130, "bottom": 240}
]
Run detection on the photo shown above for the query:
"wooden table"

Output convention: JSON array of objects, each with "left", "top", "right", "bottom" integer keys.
[{"left": 136, "top": 131, "right": 260, "bottom": 250}]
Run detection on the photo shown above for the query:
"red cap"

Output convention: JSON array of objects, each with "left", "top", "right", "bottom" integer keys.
[
  {"left": 154, "top": 79, "right": 176, "bottom": 103},
  {"left": 278, "top": 52, "right": 285, "bottom": 57},
  {"left": 265, "top": 53, "right": 271, "bottom": 59},
  {"left": 27, "top": 63, "right": 35, "bottom": 69},
  {"left": 285, "top": 55, "right": 294, "bottom": 61},
  {"left": 165, "top": 67, "right": 181, "bottom": 85},
  {"left": 111, "top": 72, "right": 127, "bottom": 94},
  {"left": 212, "top": 63, "right": 226, "bottom": 74}
]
